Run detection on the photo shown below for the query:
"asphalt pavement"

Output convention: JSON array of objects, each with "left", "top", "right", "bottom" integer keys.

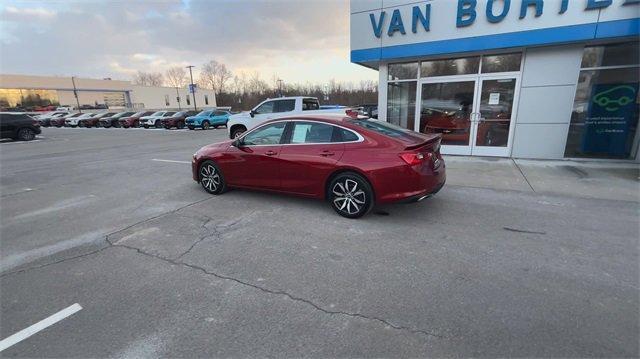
[{"left": 0, "top": 127, "right": 638, "bottom": 357}]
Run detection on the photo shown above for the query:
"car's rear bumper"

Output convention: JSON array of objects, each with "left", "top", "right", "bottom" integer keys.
[{"left": 375, "top": 160, "right": 446, "bottom": 204}]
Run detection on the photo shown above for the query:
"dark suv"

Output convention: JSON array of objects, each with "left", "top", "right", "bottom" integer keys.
[
  {"left": 99, "top": 111, "right": 136, "bottom": 128},
  {"left": 118, "top": 111, "right": 154, "bottom": 128},
  {"left": 163, "top": 110, "right": 198, "bottom": 129},
  {"left": 0, "top": 113, "right": 41, "bottom": 141}
]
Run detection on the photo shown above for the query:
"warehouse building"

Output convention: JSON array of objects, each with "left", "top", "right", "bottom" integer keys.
[
  {"left": 351, "top": 0, "right": 639, "bottom": 160},
  {"left": 0, "top": 74, "right": 216, "bottom": 111}
]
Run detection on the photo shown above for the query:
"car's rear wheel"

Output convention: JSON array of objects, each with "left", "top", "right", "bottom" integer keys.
[
  {"left": 202, "top": 121, "right": 210, "bottom": 130},
  {"left": 177, "top": 121, "right": 185, "bottom": 129},
  {"left": 213, "top": 125, "right": 219, "bottom": 129},
  {"left": 155, "top": 120, "right": 163, "bottom": 129},
  {"left": 16, "top": 128, "right": 36, "bottom": 141},
  {"left": 199, "top": 161, "right": 226, "bottom": 195},
  {"left": 328, "top": 173, "right": 373, "bottom": 219}
]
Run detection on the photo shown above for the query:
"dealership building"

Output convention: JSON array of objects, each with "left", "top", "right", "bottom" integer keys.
[
  {"left": 0, "top": 74, "right": 216, "bottom": 111},
  {"left": 351, "top": 0, "right": 639, "bottom": 161}
]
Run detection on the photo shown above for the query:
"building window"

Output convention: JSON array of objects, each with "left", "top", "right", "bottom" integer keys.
[
  {"left": 388, "top": 62, "right": 418, "bottom": 80},
  {"left": 565, "top": 42, "right": 639, "bottom": 159},
  {"left": 481, "top": 53, "right": 522, "bottom": 73},
  {"left": 186, "top": 95, "right": 191, "bottom": 105},
  {"left": 104, "top": 92, "right": 126, "bottom": 108},
  {"left": 387, "top": 81, "right": 416, "bottom": 130},
  {"left": 421, "top": 56, "right": 480, "bottom": 77},
  {"left": 204, "top": 94, "right": 209, "bottom": 105},
  {"left": 164, "top": 95, "right": 170, "bottom": 106}
]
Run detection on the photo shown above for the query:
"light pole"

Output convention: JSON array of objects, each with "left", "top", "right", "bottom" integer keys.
[
  {"left": 277, "top": 79, "right": 284, "bottom": 97},
  {"left": 175, "top": 87, "right": 181, "bottom": 110},
  {"left": 186, "top": 65, "right": 197, "bottom": 111},
  {"left": 71, "top": 76, "right": 82, "bottom": 113}
]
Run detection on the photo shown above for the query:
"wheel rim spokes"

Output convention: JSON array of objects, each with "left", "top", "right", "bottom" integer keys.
[
  {"left": 201, "top": 165, "right": 220, "bottom": 191},
  {"left": 332, "top": 179, "right": 365, "bottom": 214}
]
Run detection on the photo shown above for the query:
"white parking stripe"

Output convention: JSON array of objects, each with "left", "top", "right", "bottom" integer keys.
[
  {"left": 0, "top": 303, "right": 82, "bottom": 352},
  {"left": 151, "top": 159, "right": 190, "bottom": 164}
]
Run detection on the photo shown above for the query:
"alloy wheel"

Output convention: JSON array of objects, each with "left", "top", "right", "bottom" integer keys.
[
  {"left": 332, "top": 179, "right": 366, "bottom": 216},
  {"left": 17, "top": 128, "right": 35, "bottom": 141},
  {"left": 200, "top": 164, "right": 221, "bottom": 193}
]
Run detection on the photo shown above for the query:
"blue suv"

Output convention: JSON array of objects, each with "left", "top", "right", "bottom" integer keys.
[{"left": 186, "top": 109, "right": 231, "bottom": 130}]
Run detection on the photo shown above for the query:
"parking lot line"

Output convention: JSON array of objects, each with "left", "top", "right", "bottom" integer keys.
[
  {"left": 0, "top": 303, "right": 82, "bottom": 352},
  {"left": 151, "top": 159, "right": 190, "bottom": 164}
]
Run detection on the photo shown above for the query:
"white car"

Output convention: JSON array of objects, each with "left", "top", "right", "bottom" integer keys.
[
  {"left": 226, "top": 97, "right": 351, "bottom": 139},
  {"left": 65, "top": 113, "right": 96, "bottom": 127},
  {"left": 139, "top": 111, "right": 176, "bottom": 128}
]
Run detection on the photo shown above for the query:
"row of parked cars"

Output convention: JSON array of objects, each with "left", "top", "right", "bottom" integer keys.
[{"left": 35, "top": 109, "right": 233, "bottom": 130}]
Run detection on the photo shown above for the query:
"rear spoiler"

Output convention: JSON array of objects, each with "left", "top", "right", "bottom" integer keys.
[{"left": 405, "top": 133, "right": 442, "bottom": 151}]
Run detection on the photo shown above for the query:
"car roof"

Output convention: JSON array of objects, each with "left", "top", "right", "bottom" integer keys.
[{"left": 261, "top": 114, "right": 355, "bottom": 127}]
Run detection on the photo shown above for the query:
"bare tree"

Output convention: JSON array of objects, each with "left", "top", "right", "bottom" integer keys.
[
  {"left": 198, "top": 60, "right": 217, "bottom": 90},
  {"left": 213, "top": 63, "right": 232, "bottom": 95},
  {"left": 165, "top": 67, "right": 187, "bottom": 88},
  {"left": 132, "top": 71, "right": 164, "bottom": 86}
]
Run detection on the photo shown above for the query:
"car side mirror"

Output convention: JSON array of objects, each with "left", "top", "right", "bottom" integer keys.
[
  {"left": 250, "top": 110, "right": 255, "bottom": 118},
  {"left": 232, "top": 138, "right": 244, "bottom": 147}
]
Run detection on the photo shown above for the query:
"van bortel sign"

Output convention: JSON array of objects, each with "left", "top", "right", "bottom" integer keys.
[{"left": 369, "top": 0, "right": 639, "bottom": 38}]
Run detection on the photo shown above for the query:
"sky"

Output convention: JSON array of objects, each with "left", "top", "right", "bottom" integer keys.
[{"left": 0, "top": 0, "right": 377, "bottom": 85}]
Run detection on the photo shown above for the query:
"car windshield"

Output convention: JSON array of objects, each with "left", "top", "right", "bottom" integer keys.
[
  {"left": 197, "top": 111, "right": 212, "bottom": 116},
  {"left": 132, "top": 111, "right": 146, "bottom": 117},
  {"left": 175, "top": 111, "right": 187, "bottom": 116},
  {"left": 150, "top": 111, "right": 164, "bottom": 116}
]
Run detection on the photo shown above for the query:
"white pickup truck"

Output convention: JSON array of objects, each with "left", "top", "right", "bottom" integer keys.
[{"left": 227, "top": 96, "right": 350, "bottom": 139}]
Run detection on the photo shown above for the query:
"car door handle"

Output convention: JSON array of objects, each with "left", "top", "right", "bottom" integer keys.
[
  {"left": 320, "top": 150, "right": 335, "bottom": 157},
  {"left": 265, "top": 150, "right": 278, "bottom": 156}
]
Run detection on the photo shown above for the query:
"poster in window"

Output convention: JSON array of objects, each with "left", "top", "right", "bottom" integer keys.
[{"left": 581, "top": 83, "right": 639, "bottom": 157}]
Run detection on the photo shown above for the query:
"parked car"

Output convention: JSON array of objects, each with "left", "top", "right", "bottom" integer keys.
[
  {"left": 186, "top": 109, "right": 231, "bottom": 130},
  {"left": 35, "top": 111, "right": 69, "bottom": 126},
  {"left": 192, "top": 116, "right": 445, "bottom": 218},
  {"left": 226, "top": 97, "right": 350, "bottom": 139},
  {"left": 0, "top": 113, "right": 41, "bottom": 141},
  {"left": 99, "top": 111, "right": 136, "bottom": 128},
  {"left": 51, "top": 113, "right": 81, "bottom": 127},
  {"left": 56, "top": 106, "right": 73, "bottom": 112},
  {"left": 162, "top": 110, "right": 198, "bottom": 129},
  {"left": 118, "top": 111, "right": 154, "bottom": 128},
  {"left": 359, "top": 104, "right": 378, "bottom": 119},
  {"left": 79, "top": 112, "right": 117, "bottom": 127},
  {"left": 66, "top": 113, "right": 97, "bottom": 127},
  {"left": 139, "top": 111, "right": 176, "bottom": 128}
]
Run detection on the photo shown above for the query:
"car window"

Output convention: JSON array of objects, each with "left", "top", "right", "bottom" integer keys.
[
  {"left": 336, "top": 128, "right": 360, "bottom": 142},
  {"left": 275, "top": 100, "right": 295, "bottom": 113},
  {"left": 243, "top": 122, "right": 286, "bottom": 146},
  {"left": 290, "top": 122, "right": 334, "bottom": 144},
  {"left": 198, "top": 111, "right": 212, "bottom": 116},
  {"left": 165, "top": 112, "right": 176, "bottom": 116},
  {"left": 349, "top": 119, "right": 422, "bottom": 142},
  {"left": 151, "top": 111, "right": 164, "bottom": 116},
  {"left": 302, "top": 99, "right": 319, "bottom": 111},
  {"left": 254, "top": 101, "right": 274, "bottom": 114}
]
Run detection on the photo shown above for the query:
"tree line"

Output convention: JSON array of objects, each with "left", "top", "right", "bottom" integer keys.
[{"left": 132, "top": 60, "right": 378, "bottom": 111}]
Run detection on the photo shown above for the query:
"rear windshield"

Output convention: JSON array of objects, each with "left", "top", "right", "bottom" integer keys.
[{"left": 348, "top": 119, "right": 417, "bottom": 140}]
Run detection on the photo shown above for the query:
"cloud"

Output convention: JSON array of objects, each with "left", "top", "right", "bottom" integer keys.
[{"left": 0, "top": 0, "right": 377, "bottom": 84}]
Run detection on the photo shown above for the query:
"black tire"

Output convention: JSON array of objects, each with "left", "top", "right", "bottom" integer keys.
[
  {"left": 199, "top": 161, "right": 226, "bottom": 195},
  {"left": 113, "top": 121, "right": 120, "bottom": 128},
  {"left": 231, "top": 127, "right": 246, "bottom": 139},
  {"left": 16, "top": 128, "right": 36, "bottom": 141},
  {"left": 187, "top": 126, "right": 195, "bottom": 130},
  {"left": 202, "top": 121, "right": 210, "bottom": 130},
  {"left": 328, "top": 172, "right": 374, "bottom": 219},
  {"left": 155, "top": 120, "right": 163, "bottom": 129},
  {"left": 177, "top": 121, "right": 185, "bottom": 129},
  {"left": 143, "top": 124, "right": 149, "bottom": 129}
]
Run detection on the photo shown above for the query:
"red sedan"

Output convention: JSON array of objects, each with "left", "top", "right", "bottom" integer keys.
[{"left": 192, "top": 116, "right": 446, "bottom": 218}]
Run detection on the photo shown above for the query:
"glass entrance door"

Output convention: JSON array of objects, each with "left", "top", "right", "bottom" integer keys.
[
  {"left": 418, "top": 75, "right": 519, "bottom": 157},
  {"left": 472, "top": 76, "right": 519, "bottom": 157},
  {"left": 419, "top": 79, "right": 477, "bottom": 155}
]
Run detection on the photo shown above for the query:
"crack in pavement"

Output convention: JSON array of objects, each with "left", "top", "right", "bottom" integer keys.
[
  {"left": 2, "top": 201, "right": 443, "bottom": 340},
  {"left": 113, "top": 243, "right": 444, "bottom": 340}
]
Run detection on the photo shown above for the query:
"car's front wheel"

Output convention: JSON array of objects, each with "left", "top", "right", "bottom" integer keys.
[
  {"left": 202, "top": 121, "right": 210, "bottom": 130},
  {"left": 328, "top": 172, "right": 373, "bottom": 219},
  {"left": 155, "top": 120, "right": 163, "bottom": 129},
  {"left": 16, "top": 128, "right": 36, "bottom": 141},
  {"left": 199, "top": 161, "right": 226, "bottom": 195},
  {"left": 177, "top": 121, "right": 185, "bottom": 129}
]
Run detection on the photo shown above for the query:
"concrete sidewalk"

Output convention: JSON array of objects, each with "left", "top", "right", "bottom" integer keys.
[{"left": 444, "top": 156, "right": 640, "bottom": 202}]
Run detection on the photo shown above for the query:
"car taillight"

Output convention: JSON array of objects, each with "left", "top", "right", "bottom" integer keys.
[
  {"left": 399, "top": 152, "right": 426, "bottom": 166},
  {"left": 345, "top": 109, "right": 358, "bottom": 118}
]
